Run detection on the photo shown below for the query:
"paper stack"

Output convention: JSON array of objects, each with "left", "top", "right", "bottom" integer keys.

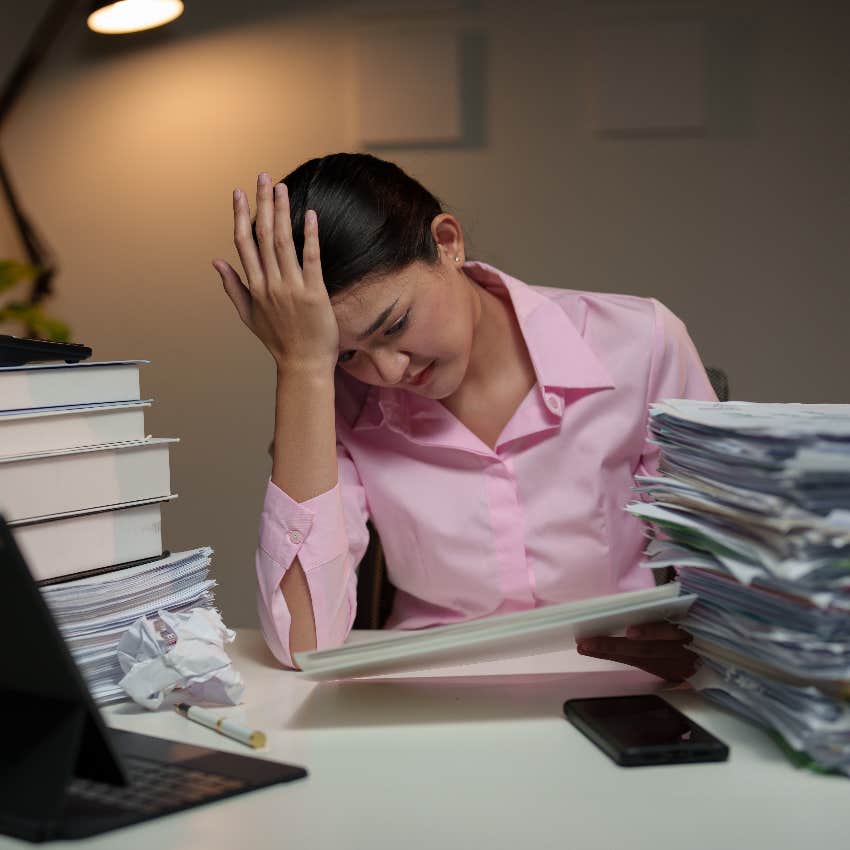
[
  {"left": 626, "top": 399, "right": 850, "bottom": 775},
  {"left": 0, "top": 359, "right": 218, "bottom": 704},
  {"left": 41, "top": 548, "right": 216, "bottom": 703}
]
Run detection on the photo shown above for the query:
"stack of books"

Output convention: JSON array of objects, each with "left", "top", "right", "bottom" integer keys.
[
  {"left": 0, "top": 359, "right": 217, "bottom": 704},
  {"left": 626, "top": 398, "right": 850, "bottom": 776}
]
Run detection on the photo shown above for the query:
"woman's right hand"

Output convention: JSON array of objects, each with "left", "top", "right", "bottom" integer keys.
[{"left": 212, "top": 172, "right": 339, "bottom": 374}]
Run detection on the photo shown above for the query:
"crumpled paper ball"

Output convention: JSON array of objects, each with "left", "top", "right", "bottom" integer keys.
[{"left": 117, "top": 608, "right": 245, "bottom": 710}]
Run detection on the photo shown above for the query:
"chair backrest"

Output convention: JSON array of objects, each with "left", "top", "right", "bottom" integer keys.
[
  {"left": 353, "top": 521, "right": 395, "bottom": 630},
  {"left": 353, "top": 365, "right": 731, "bottom": 628},
  {"left": 705, "top": 366, "right": 729, "bottom": 401}
]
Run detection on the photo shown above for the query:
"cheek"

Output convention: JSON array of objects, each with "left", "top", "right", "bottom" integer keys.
[{"left": 412, "top": 309, "right": 467, "bottom": 359}]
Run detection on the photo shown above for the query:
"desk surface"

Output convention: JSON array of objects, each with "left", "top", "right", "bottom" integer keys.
[{"left": 4, "top": 629, "right": 848, "bottom": 849}]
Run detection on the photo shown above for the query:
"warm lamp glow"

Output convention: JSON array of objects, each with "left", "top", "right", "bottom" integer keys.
[{"left": 87, "top": 0, "right": 184, "bottom": 35}]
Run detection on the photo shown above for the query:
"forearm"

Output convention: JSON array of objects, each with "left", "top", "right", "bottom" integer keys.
[
  {"left": 271, "top": 365, "right": 338, "bottom": 657},
  {"left": 280, "top": 557, "right": 317, "bottom": 657},
  {"left": 271, "top": 365, "right": 337, "bottom": 500}
]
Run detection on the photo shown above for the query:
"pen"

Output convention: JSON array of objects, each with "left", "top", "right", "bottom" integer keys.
[{"left": 175, "top": 702, "right": 267, "bottom": 749}]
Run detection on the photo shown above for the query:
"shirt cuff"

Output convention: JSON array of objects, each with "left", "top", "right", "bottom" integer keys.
[{"left": 258, "top": 477, "right": 349, "bottom": 572}]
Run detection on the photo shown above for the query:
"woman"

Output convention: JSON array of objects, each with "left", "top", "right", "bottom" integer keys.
[{"left": 212, "top": 153, "right": 715, "bottom": 681}]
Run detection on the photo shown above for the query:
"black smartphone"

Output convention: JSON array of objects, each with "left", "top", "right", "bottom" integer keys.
[{"left": 563, "top": 694, "right": 729, "bottom": 767}]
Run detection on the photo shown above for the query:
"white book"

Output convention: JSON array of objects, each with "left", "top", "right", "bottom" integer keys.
[
  {"left": 0, "top": 360, "right": 146, "bottom": 412},
  {"left": 9, "top": 495, "right": 177, "bottom": 583},
  {"left": 294, "top": 583, "right": 695, "bottom": 680},
  {"left": 0, "top": 400, "right": 151, "bottom": 456},
  {"left": 0, "top": 438, "right": 176, "bottom": 522}
]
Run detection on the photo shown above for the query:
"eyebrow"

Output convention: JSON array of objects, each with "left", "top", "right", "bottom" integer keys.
[{"left": 356, "top": 297, "right": 400, "bottom": 341}]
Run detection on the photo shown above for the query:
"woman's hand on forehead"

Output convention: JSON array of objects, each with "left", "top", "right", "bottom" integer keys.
[{"left": 212, "top": 172, "right": 340, "bottom": 374}]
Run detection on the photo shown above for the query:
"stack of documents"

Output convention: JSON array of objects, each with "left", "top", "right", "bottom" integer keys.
[
  {"left": 41, "top": 548, "right": 216, "bottom": 704},
  {"left": 626, "top": 399, "right": 850, "bottom": 775},
  {"left": 0, "top": 359, "right": 220, "bottom": 705}
]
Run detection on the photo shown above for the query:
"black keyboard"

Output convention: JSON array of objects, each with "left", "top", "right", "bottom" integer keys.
[
  {"left": 66, "top": 755, "right": 248, "bottom": 816},
  {"left": 0, "top": 334, "right": 92, "bottom": 366}
]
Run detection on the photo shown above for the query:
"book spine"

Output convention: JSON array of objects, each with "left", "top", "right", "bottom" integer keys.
[
  {"left": 0, "top": 442, "right": 172, "bottom": 521},
  {"left": 0, "top": 364, "right": 141, "bottom": 411},
  {"left": 14, "top": 502, "right": 164, "bottom": 582},
  {"left": 0, "top": 408, "right": 146, "bottom": 456}
]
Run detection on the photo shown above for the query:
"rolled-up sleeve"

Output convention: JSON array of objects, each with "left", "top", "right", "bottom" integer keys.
[
  {"left": 637, "top": 299, "right": 718, "bottom": 478},
  {"left": 255, "top": 441, "right": 370, "bottom": 668}
]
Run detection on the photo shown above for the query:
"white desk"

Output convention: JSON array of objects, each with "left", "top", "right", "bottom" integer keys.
[{"left": 4, "top": 629, "right": 848, "bottom": 849}]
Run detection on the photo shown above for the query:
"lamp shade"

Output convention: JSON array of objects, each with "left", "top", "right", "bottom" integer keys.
[{"left": 87, "top": 0, "right": 184, "bottom": 34}]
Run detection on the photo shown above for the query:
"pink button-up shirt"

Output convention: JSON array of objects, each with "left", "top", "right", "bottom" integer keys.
[{"left": 256, "top": 262, "right": 717, "bottom": 668}]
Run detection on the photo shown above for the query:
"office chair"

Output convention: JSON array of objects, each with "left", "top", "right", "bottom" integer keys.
[
  {"left": 705, "top": 366, "right": 729, "bottom": 403},
  {"left": 352, "top": 367, "right": 731, "bottom": 629}
]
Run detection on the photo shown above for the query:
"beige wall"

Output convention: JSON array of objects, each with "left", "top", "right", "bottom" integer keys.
[{"left": 2, "top": 1, "right": 848, "bottom": 626}]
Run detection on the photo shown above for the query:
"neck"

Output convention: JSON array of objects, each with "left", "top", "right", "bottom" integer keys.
[{"left": 461, "top": 277, "right": 522, "bottom": 393}]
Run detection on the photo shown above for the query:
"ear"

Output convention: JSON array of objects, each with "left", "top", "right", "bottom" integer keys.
[{"left": 430, "top": 213, "right": 465, "bottom": 266}]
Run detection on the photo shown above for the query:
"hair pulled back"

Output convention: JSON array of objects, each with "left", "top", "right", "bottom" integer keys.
[{"left": 260, "top": 153, "right": 445, "bottom": 297}]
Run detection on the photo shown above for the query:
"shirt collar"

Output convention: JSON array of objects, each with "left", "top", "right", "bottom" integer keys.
[
  {"left": 461, "top": 261, "right": 615, "bottom": 393},
  {"left": 351, "top": 261, "right": 615, "bottom": 432}
]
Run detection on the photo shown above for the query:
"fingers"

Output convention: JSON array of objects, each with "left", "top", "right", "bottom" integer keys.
[
  {"left": 301, "top": 209, "right": 323, "bottom": 288},
  {"left": 233, "top": 189, "right": 265, "bottom": 295},
  {"left": 254, "top": 172, "right": 281, "bottom": 286},
  {"left": 626, "top": 622, "right": 691, "bottom": 641},
  {"left": 577, "top": 637, "right": 700, "bottom": 683},
  {"left": 632, "top": 658, "right": 699, "bottom": 682},
  {"left": 273, "top": 181, "right": 303, "bottom": 285},
  {"left": 578, "top": 636, "right": 690, "bottom": 659},
  {"left": 212, "top": 259, "right": 251, "bottom": 326}
]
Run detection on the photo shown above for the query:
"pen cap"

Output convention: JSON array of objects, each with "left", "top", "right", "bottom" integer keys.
[{"left": 219, "top": 717, "right": 266, "bottom": 749}]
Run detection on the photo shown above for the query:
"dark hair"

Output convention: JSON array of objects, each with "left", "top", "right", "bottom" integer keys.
[{"left": 253, "top": 153, "right": 445, "bottom": 297}]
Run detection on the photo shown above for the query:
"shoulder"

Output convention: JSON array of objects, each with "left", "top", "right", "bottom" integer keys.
[
  {"left": 470, "top": 261, "right": 664, "bottom": 336},
  {"left": 524, "top": 279, "right": 701, "bottom": 402},
  {"left": 469, "top": 261, "right": 686, "bottom": 367},
  {"left": 532, "top": 282, "right": 668, "bottom": 349}
]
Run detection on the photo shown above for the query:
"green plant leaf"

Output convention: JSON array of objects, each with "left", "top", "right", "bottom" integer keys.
[
  {"left": 0, "top": 301, "right": 71, "bottom": 342},
  {"left": 0, "top": 259, "right": 40, "bottom": 293}
]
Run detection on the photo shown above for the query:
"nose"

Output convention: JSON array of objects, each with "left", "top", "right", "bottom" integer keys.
[{"left": 371, "top": 349, "right": 409, "bottom": 385}]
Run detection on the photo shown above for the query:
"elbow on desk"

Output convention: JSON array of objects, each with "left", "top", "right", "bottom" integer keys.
[{"left": 289, "top": 631, "right": 318, "bottom": 668}]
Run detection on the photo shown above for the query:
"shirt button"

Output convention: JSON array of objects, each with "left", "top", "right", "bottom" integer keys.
[
  {"left": 288, "top": 530, "right": 304, "bottom": 545},
  {"left": 545, "top": 393, "right": 562, "bottom": 414}
]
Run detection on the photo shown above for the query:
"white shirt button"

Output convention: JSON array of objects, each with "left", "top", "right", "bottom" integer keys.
[
  {"left": 544, "top": 393, "right": 562, "bottom": 414},
  {"left": 288, "top": 530, "right": 304, "bottom": 545}
]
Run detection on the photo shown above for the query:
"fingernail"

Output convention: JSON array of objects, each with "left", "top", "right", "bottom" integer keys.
[
  {"left": 307, "top": 209, "right": 317, "bottom": 227},
  {"left": 233, "top": 188, "right": 241, "bottom": 202},
  {"left": 259, "top": 172, "right": 270, "bottom": 186}
]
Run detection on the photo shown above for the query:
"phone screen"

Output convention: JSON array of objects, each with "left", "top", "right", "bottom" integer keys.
[{"left": 563, "top": 695, "right": 729, "bottom": 766}]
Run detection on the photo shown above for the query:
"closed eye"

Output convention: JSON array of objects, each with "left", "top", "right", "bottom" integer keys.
[
  {"left": 338, "top": 308, "right": 411, "bottom": 365},
  {"left": 385, "top": 309, "right": 410, "bottom": 336}
]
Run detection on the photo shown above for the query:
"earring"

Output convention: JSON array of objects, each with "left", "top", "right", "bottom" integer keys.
[{"left": 454, "top": 256, "right": 462, "bottom": 263}]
